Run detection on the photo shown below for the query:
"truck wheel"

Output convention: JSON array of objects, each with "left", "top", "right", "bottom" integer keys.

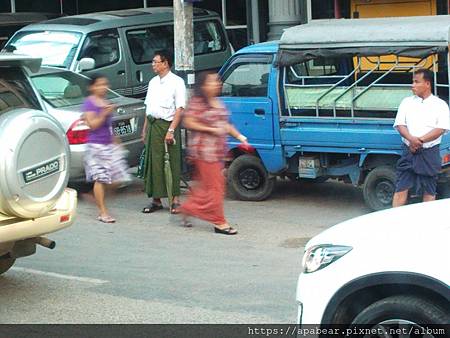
[
  {"left": 0, "top": 257, "right": 15, "bottom": 275},
  {"left": 351, "top": 295, "right": 449, "bottom": 329},
  {"left": 363, "top": 166, "right": 396, "bottom": 211},
  {"left": 227, "top": 155, "right": 275, "bottom": 201}
]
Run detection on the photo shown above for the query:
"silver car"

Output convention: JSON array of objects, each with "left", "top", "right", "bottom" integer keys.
[{"left": 29, "top": 67, "right": 146, "bottom": 182}]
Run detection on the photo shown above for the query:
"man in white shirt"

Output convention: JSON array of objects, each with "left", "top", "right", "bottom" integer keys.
[
  {"left": 392, "top": 68, "right": 450, "bottom": 207},
  {"left": 141, "top": 50, "right": 186, "bottom": 214}
]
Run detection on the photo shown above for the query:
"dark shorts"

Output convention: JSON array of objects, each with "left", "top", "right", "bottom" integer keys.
[
  {"left": 395, "top": 145, "right": 441, "bottom": 196},
  {"left": 395, "top": 170, "right": 437, "bottom": 195}
]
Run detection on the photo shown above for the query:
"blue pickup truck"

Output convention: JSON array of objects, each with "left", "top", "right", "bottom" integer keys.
[{"left": 220, "top": 16, "right": 450, "bottom": 210}]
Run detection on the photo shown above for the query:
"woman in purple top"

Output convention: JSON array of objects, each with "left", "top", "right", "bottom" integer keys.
[{"left": 83, "top": 75, "right": 130, "bottom": 223}]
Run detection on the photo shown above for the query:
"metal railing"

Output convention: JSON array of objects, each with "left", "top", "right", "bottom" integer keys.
[{"left": 283, "top": 53, "right": 450, "bottom": 118}]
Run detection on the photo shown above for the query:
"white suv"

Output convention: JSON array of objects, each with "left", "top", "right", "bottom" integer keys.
[
  {"left": 297, "top": 199, "right": 450, "bottom": 332},
  {"left": 0, "top": 54, "right": 77, "bottom": 275}
]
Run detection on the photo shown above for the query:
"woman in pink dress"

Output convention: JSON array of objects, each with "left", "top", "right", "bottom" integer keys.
[{"left": 177, "top": 72, "right": 249, "bottom": 235}]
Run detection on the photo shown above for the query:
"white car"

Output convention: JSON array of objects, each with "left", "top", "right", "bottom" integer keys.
[{"left": 297, "top": 199, "right": 450, "bottom": 332}]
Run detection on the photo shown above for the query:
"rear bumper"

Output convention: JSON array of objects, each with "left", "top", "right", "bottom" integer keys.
[
  {"left": 0, "top": 188, "right": 77, "bottom": 244},
  {"left": 68, "top": 144, "right": 86, "bottom": 181}
]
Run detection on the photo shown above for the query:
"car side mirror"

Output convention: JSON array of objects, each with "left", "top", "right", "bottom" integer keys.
[{"left": 78, "top": 58, "right": 95, "bottom": 72}]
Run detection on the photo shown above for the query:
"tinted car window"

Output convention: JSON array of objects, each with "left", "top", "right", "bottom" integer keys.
[
  {"left": 194, "top": 20, "right": 225, "bottom": 55},
  {"left": 126, "top": 25, "right": 174, "bottom": 64},
  {"left": 0, "top": 67, "right": 41, "bottom": 114},
  {"left": 126, "top": 20, "right": 226, "bottom": 64},
  {"left": 78, "top": 29, "right": 120, "bottom": 69},
  {"left": 31, "top": 70, "right": 118, "bottom": 108}
]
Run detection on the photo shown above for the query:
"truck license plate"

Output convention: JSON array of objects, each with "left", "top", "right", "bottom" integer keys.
[{"left": 299, "top": 159, "right": 317, "bottom": 169}]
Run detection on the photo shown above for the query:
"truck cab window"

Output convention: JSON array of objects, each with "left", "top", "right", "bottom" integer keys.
[{"left": 221, "top": 60, "right": 271, "bottom": 97}]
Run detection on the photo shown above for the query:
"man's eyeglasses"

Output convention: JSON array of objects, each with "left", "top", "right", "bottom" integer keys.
[{"left": 152, "top": 60, "right": 164, "bottom": 64}]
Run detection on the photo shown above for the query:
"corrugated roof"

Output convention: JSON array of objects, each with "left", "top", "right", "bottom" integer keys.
[{"left": 280, "top": 15, "right": 450, "bottom": 49}]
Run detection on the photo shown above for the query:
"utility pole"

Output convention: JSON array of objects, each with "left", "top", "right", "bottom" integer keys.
[
  {"left": 10, "top": 0, "right": 16, "bottom": 13},
  {"left": 173, "top": 0, "right": 195, "bottom": 89}
]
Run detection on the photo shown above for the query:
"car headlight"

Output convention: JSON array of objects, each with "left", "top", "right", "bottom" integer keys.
[{"left": 302, "top": 244, "right": 352, "bottom": 273}]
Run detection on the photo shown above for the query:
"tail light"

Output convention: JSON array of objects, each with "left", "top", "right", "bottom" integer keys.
[
  {"left": 443, "top": 154, "right": 450, "bottom": 165},
  {"left": 60, "top": 214, "right": 70, "bottom": 223},
  {"left": 66, "top": 119, "right": 90, "bottom": 145}
]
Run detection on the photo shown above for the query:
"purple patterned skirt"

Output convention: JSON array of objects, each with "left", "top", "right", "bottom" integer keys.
[{"left": 84, "top": 143, "right": 130, "bottom": 184}]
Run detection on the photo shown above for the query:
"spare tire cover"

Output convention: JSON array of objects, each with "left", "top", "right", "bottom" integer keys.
[{"left": 0, "top": 108, "right": 70, "bottom": 218}]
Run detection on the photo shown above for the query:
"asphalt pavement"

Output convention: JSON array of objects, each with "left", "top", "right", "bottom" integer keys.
[{"left": 0, "top": 177, "right": 369, "bottom": 324}]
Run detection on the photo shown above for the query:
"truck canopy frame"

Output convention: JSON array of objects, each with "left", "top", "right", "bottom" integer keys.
[{"left": 276, "top": 15, "right": 450, "bottom": 66}]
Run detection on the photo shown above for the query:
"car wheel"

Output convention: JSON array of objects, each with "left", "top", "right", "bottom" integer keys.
[
  {"left": 352, "top": 295, "right": 450, "bottom": 334},
  {"left": 0, "top": 257, "right": 15, "bottom": 275},
  {"left": 227, "top": 155, "right": 275, "bottom": 201},
  {"left": 363, "top": 166, "right": 396, "bottom": 211}
]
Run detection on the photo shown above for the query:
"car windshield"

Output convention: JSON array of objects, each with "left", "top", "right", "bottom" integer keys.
[
  {"left": 31, "top": 70, "right": 119, "bottom": 108},
  {"left": 7, "top": 31, "right": 82, "bottom": 68}
]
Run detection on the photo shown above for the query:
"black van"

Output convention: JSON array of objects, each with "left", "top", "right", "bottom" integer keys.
[{"left": 5, "top": 7, "right": 233, "bottom": 98}]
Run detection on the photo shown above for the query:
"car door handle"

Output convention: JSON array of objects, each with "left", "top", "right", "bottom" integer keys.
[
  {"left": 255, "top": 109, "right": 265, "bottom": 115},
  {"left": 136, "top": 70, "right": 143, "bottom": 82},
  {"left": 117, "top": 70, "right": 125, "bottom": 75}
]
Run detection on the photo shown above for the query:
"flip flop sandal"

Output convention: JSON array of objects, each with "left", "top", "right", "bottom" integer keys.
[
  {"left": 214, "top": 227, "right": 238, "bottom": 235},
  {"left": 170, "top": 202, "right": 181, "bottom": 214},
  {"left": 97, "top": 215, "right": 116, "bottom": 223},
  {"left": 181, "top": 218, "right": 193, "bottom": 227},
  {"left": 142, "top": 203, "right": 163, "bottom": 213}
]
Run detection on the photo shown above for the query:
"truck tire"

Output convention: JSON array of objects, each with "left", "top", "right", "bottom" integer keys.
[
  {"left": 227, "top": 155, "right": 275, "bottom": 201},
  {"left": 351, "top": 295, "right": 449, "bottom": 328},
  {"left": 0, "top": 257, "right": 15, "bottom": 275},
  {"left": 363, "top": 165, "right": 396, "bottom": 211}
]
